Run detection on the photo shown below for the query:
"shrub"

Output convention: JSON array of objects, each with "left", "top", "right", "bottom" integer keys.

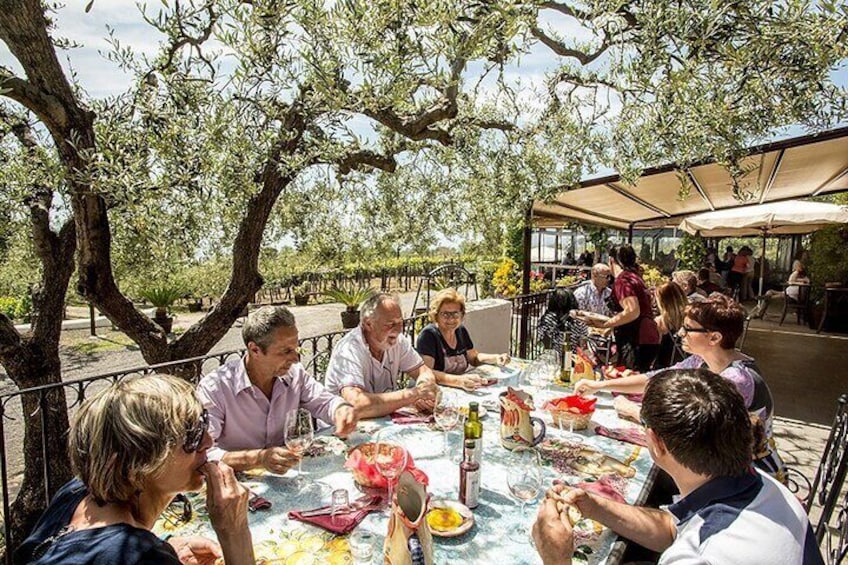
[
  {"left": 0, "top": 294, "right": 32, "bottom": 322},
  {"left": 492, "top": 257, "right": 520, "bottom": 298}
]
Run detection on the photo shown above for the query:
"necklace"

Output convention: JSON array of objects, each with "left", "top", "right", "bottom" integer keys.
[{"left": 31, "top": 524, "right": 76, "bottom": 559}]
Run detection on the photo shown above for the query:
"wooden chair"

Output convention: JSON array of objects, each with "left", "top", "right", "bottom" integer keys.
[{"left": 780, "top": 283, "right": 811, "bottom": 326}]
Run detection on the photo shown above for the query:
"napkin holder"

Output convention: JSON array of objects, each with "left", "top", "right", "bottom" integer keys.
[{"left": 384, "top": 470, "right": 433, "bottom": 565}]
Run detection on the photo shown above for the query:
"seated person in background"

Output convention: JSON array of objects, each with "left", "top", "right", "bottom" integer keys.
[
  {"left": 415, "top": 288, "right": 509, "bottom": 391},
  {"left": 198, "top": 306, "right": 358, "bottom": 474},
  {"left": 533, "top": 368, "right": 822, "bottom": 565},
  {"left": 575, "top": 294, "right": 786, "bottom": 481},
  {"left": 672, "top": 270, "right": 707, "bottom": 302},
  {"left": 653, "top": 282, "right": 688, "bottom": 368},
  {"left": 538, "top": 286, "right": 582, "bottom": 350},
  {"left": 752, "top": 260, "right": 811, "bottom": 319},
  {"left": 572, "top": 263, "right": 612, "bottom": 316},
  {"left": 697, "top": 267, "right": 722, "bottom": 295},
  {"left": 325, "top": 292, "right": 438, "bottom": 418},
  {"left": 17, "top": 375, "right": 255, "bottom": 565}
]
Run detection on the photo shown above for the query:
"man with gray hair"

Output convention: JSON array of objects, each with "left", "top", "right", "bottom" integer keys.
[
  {"left": 198, "top": 305, "right": 358, "bottom": 474},
  {"left": 573, "top": 263, "right": 612, "bottom": 316},
  {"left": 325, "top": 292, "right": 439, "bottom": 418}
]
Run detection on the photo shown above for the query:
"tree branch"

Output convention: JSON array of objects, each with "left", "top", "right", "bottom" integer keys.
[
  {"left": 337, "top": 149, "right": 398, "bottom": 175},
  {"left": 530, "top": 25, "right": 610, "bottom": 65},
  {"left": 0, "top": 67, "right": 69, "bottom": 132},
  {"left": 0, "top": 314, "right": 21, "bottom": 351}
]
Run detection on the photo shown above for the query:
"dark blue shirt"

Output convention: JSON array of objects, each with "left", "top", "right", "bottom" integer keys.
[{"left": 15, "top": 479, "right": 180, "bottom": 565}]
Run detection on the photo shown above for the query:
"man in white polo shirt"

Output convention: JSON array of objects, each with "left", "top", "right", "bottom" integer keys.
[
  {"left": 532, "top": 368, "right": 823, "bottom": 565},
  {"left": 325, "top": 292, "right": 439, "bottom": 418}
]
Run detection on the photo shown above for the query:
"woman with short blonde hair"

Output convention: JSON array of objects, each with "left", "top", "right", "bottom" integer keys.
[
  {"left": 416, "top": 288, "right": 510, "bottom": 391},
  {"left": 17, "top": 375, "right": 255, "bottom": 565}
]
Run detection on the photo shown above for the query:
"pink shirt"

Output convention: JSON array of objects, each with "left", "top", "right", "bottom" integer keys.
[{"left": 197, "top": 357, "right": 344, "bottom": 461}]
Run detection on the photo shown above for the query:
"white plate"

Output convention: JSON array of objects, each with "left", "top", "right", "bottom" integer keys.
[{"left": 427, "top": 499, "right": 474, "bottom": 537}]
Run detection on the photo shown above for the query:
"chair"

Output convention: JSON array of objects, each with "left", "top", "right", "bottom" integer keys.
[
  {"left": 780, "top": 284, "right": 811, "bottom": 326},
  {"left": 803, "top": 395, "right": 848, "bottom": 554}
]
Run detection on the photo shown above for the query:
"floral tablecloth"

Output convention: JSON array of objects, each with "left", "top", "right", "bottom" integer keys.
[{"left": 154, "top": 362, "right": 655, "bottom": 564}]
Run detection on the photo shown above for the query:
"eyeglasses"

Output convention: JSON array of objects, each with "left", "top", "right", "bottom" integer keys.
[
  {"left": 183, "top": 409, "right": 209, "bottom": 453},
  {"left": 438, "top": 311, "right": 463, "bottom": 319},
  {"left": 162, "top": 493, "right": 193, "bottom": 527},
  {"left": 678, "top": 325, "right": 712, "bottom": 336}
]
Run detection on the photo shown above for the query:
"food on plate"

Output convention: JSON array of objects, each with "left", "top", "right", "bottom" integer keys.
[{"left": 426, "top": 507, "right": 465, "bottom": 532}]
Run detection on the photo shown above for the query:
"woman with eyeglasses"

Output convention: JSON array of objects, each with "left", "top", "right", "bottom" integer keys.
[
  {"left": 16, "top": 375, "right": 255, "bottom": 565},
  {"left": 415, "top": 288, "right": 510, "bottom": 391},
  {"left": 575, "top": 294, "right": 786, "bottom": 480}
]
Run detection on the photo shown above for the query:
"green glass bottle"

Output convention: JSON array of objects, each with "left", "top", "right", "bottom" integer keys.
[{"left": 463, "top": 401, "right": 483, "bottom": 465}]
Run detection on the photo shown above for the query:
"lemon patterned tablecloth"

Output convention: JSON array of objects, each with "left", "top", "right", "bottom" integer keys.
[{"left": 153, "top": 362, "right": 655, "bottom": 564}]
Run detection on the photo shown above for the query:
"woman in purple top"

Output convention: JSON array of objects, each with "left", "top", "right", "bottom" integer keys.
[{"left": 575, "top": 294, "right": 786, "bottom": 481}]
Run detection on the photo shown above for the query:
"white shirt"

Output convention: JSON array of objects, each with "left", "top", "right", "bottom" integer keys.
[
  {"left": 324, "top": 326, "right": 424, "bottom": 394},
  {"left": 661, "top": 470, "right": 822, "bottom": 565}
]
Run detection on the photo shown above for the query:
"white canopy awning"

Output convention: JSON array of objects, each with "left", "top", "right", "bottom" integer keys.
[
  {"left": 678, "top": 200, "right": 848, "bottom": 237},
  {"left": 533, "top": 127, "right": 848, "bottom": 230}
]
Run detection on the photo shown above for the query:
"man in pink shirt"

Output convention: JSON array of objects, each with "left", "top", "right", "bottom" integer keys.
[{"left": 198, "top": 306, "right": 358, "bottom": 474}]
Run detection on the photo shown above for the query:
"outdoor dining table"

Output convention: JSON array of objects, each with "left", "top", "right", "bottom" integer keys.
[{"left": 154, "top": 362, "right": 657, "bottom": 564}]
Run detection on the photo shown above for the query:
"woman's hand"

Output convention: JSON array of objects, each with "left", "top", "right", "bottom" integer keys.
[
  {"left": 495, "top": 353, "right": 511, "bottom": 366},
  {"left": 457, "top": 374, "right": 486, "bottom": 392},
  {"left": 168, "top": 535, "right": 222, "bottom": 565},
  {"left": 573, "top": 379, "right": 602, "bottom": 396},
  {"left": 202, "top": 461, "right": 250, "bottom": 533},
  {"left": 201, "top": 461, "right": 254, "bottom": 565}
]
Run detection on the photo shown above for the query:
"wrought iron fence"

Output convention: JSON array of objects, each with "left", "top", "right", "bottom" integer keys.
[
  {"left": 0, "top": 311, "right": 429, "bottom": 560},
  {"left": 508, "top": 290, "right": 553, "bottom": 360}
]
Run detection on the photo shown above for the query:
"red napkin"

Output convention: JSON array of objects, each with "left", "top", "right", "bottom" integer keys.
[
  {"left": 288, "top": 494, "right": 382, "bottom": 534},
  {"left": 390, "top": 411, "right": 434, "bottom": 424},
  {"left": 594, "top": 425, "right": 647, "bottom": 447},
  {"left": 543, "top": 395, "right": 598, "bottom": 415},
  {"left": 575, "top": 475, "right": 627, "bottom": 504}
]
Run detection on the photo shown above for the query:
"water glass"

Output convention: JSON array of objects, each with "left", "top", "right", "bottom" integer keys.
[
  {"left": 331, "top": 488, "right": 350, "bottom": 525},
  {"left": 348, "top": 530, "right": 375, "bottom": 564}
]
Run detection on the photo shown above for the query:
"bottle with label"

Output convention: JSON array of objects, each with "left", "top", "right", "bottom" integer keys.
[
  {"left": 463, "top": 402, "right": 483, "bottom": 465},
  {"left": 561, "top": 329, "right": 572, "bottom": 384},
  {"left": 459, "top": 439, "right": 480, "bottom": 509}
]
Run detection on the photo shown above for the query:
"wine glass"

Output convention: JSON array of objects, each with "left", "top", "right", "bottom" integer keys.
[
  {"left": 284, "top": 408, "right": 314, "bottom": 490},
  {"left": 433, "top": 398, "right": 459, "bottom": 456},
  {"left": 375, "top": 429, "right": 408, "bottom": 514},
  {"left": 506, "top": 447, "right": 543, "bottom": 543}
]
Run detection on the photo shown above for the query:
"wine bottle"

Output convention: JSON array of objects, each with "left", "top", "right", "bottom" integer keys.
[
  {"left": 459, "top": 440, "right": 480, "bottom": 509},
  {"left": 463, "top": 402, "right": 483, "bottom": 465},
  {"left": 561, "top": 329, "right": 572, "bottom": 383}
]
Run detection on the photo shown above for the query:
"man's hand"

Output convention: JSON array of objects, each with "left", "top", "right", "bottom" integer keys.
[
  {"left": 333, "top": 403, "right": 358, "bottom": 437},
  {"left": 258, "top": 447, "right": 300, "bottom": 474},
  {"left": 168, "top": 535, "right": 222, "bottom": 565},
  {"left": 547, "top": 484, "right": 598, "bottom": 520},
  {"left": 532, "top": 497, "right": 574, "bottom": 565},
  {"left": 201, "top": 461, "right": 250, "bottom": 533},
  {"left": 573, "top": 379, "right": 602, "bottom": 396},
  {"left": 415, "top": 377, "right": 438, "bottom": 404}
]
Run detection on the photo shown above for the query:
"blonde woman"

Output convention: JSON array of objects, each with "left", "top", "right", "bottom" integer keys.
[
  {"left": 415, "top": 288, "right": 510, "bottom": 391},
  {"left": 17, "top": 375, "right": 254, "bottom": 565},
  {"left": 654, "top": 282, "right": 689, "bottom": 367}
]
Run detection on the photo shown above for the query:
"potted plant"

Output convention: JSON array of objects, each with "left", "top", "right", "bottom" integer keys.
[
  {"left": 292, "top": 281, "right": 311, "bottom": 306},
  {"left": 323, "top": 286, "right": 375, "bottom": 328},
  {"left": 140, "top": 285, "right": 182, "bottom": 333}
]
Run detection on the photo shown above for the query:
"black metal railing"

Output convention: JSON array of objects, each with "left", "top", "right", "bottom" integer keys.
[{"left": 508, "top": 290, "right": 552, "bottom": 360}]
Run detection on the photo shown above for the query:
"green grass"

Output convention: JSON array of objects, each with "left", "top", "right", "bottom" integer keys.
[{"left": 66, "top": 332, "right": 138, "bottom": 355}]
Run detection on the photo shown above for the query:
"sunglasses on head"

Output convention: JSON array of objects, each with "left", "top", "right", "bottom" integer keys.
[{"left": 183, "top": 409, "right": 209, "bottom": 453}]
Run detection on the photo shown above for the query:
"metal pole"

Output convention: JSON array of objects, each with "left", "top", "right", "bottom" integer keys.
[
  {"left": 89, "top": 302, "right": 96, "bottom": 337},
  {"left": 522, "top": 206, "right": 532, "bottom": 296},
  {"left": 759, "top": 229, "right": 767, "bottom": 295}
]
